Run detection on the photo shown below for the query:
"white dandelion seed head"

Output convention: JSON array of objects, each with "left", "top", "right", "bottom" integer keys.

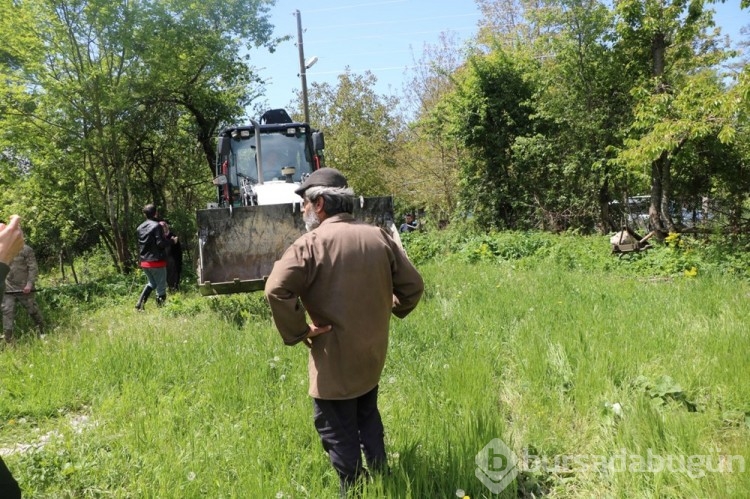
[{"left": 612, "top": 402, "right": 623, "bottom": 417}]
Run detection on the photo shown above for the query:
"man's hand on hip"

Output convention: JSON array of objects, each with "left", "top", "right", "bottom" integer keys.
[{"left": 304, "top": 323, "right": 332, "bottom": 348}]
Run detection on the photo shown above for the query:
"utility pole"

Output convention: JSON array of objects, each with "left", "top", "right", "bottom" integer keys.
[{"left": 295, "top": 10, "right": 310, "bottom": 125}]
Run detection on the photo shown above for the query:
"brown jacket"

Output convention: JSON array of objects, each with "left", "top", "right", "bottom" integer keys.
[{"left": 265, "top": 213, "right": 424, "bottom": 400}]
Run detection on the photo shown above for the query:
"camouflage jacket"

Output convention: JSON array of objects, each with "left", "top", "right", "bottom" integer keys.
[{"left": 5, "top": 245, "right": 38, "bottom": 293}]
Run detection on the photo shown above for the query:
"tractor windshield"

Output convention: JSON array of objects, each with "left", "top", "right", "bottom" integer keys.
[{"left": 230, "top": 130, "right": 313, "bottom": 185}]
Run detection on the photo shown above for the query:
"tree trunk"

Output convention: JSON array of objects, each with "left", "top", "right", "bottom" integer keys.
[
  {"left": 598, "top": 173, "right": 616, "bottom": 233},
  {"left": 652, "top": 32, "right": 666, "bottom": 81},
  {"left": 183, "top": 99, "right": 218, "bottom": 176},
  {"left": 70, "top": 259, "right": 79, "bottom": 285},
  {"left": 59, "top": 251, "right": 66, "bottom": 281},
  {"left": 660, "top": 152, "right": 677, "bottom": 232},
  {"left": 112, "top": 221, "right": 131, "bottom": 273},
  {"left": 99, "top": 229, "right": 121, "bottom": 273},
  {"left": 648, "top": 28, "right": 670, "bottom": 234},
  {"left": 649, "top": 154, "right": 666, "bottom": 233}
]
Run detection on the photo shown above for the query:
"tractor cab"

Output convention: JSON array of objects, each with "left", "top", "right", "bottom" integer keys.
[
  {"left": 213, "top": 109, "right": 325, "bottom": 208},
  {"left": 196, "top": 109, "right": 397, "bottom": 296}
]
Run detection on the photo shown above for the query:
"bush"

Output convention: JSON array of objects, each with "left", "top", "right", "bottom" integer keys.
[
  {"left": 402, "top": 228, "right": 750, "bottom": 280},
  {"left": 205, "top": 293, "right": 272, "bottom": 328}
]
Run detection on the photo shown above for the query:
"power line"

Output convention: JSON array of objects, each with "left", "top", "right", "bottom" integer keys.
[
  {"left": 300, "top": 0, "right": 408, "bottom": 14},
  {"left": 308, "top": 64, "right": 431, "bottom": 76},
  {"left": 308, "top": 26, "right": 477, "bottom": 45},
  {"left": 311, "top": 13, "right": 481, "bottom": 31}
]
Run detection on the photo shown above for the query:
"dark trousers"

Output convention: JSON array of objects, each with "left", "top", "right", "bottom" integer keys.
[
  {"left": 313, "top": 385, "right": 387, "bottom": 495},
  {"left": 0, "top": 456, "right": 21, "bottom": 498}
]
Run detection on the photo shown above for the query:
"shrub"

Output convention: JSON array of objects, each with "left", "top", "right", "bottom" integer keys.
[{"left": 403, "top": 228, "right": 750, "bottom": 280}]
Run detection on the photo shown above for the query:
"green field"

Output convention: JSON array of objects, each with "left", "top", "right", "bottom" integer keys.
[{"left": 1, "top": 233, "right": 749, "bottom": 498}]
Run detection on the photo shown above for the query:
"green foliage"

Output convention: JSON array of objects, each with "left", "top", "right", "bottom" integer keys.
[
  {"left": 3, "top": 0, "right": 749, "bottom": 280},
  {"left": 395, "top": 32, "right": 465, "bottom": 218},
  {"left": 398, "top": 231, "right": 446, "bottom": 265},
  {"left": 402, "top": 227, "right": 750, "bottom": 280},
  {"left": 0, "top": 0, "right": 277, "bottom": 270},
  {"left": 509, "top": 1, "right": 635, "bottom": 233},
  {"left": 633, "top": 375, "right": 699, "bottom": 412},
  {"left": 439, "top": 49, "right": 535, "bottom": 229},
  {"left": 204, "top": 293, "right": 272, "bottom": 327},
  {"left": 305, "top": 72, "right": 403, "bottom": 197},
  {"left": 3, "top": 233, "right": 750, "bottom": 497},
  {"left": 610, "top": 0, "right": 740, "bottom": 231},
  {"left": 413, "top": 0, "right": 748, "bottom": 236},
  {"left": 458, "top": 231, "right": 554, "bottom": 263}
]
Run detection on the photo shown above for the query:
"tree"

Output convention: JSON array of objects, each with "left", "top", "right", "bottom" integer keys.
[
  {"left": 507, "top": 0, "right": 638, "bottom": 233},
  {"left": 397, "top": 32, "right": 466, "bottom": 223},
  {"left": 0, "top": 0, "right": 277, "bottom": 271},
  {"left": 439, "top": 49, "right": 535, "bottom": 229},
  {"left": 614, "top": 0, "right": 732, "bottom": 234},
  {"left": 303, "top": 71, "right": 402, "bottom": 197},
  {"left": 476, "top": 0, "right": 561, "bottom": 53}
]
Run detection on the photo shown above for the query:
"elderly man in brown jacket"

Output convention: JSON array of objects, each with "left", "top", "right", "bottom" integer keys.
[{"left": 265, "top": 168, "right": 424, "bottom": 496}]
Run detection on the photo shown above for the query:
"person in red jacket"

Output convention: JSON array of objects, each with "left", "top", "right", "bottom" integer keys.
[{"left": 134, "top": 204, "right": 177, "bottom": 310}]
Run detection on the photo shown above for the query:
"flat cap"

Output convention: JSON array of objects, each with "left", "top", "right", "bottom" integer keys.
[{"left": 294, "top": 168, "right": 348, "bottom": 196}]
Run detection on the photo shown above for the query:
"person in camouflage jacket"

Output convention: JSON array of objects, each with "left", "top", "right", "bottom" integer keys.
[{"left": 2, "top": 243, "right": 45, "bottom": 342}]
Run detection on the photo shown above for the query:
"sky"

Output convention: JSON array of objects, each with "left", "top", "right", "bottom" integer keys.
[
  {"left": 249, "top": 0, "right": 748, "bottom": 116},
  {"left": 250, "top": 0, "right": 482, "bottom": 111}
]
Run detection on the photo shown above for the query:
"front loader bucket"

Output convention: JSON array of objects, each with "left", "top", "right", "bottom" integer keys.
[{"left": 197, "top": 196, "right": 395, "bottom": 295}]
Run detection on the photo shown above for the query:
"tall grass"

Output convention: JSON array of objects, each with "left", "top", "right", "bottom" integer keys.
[{"left": 1, "top": 232, "right": 749, "bottom": 497}]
